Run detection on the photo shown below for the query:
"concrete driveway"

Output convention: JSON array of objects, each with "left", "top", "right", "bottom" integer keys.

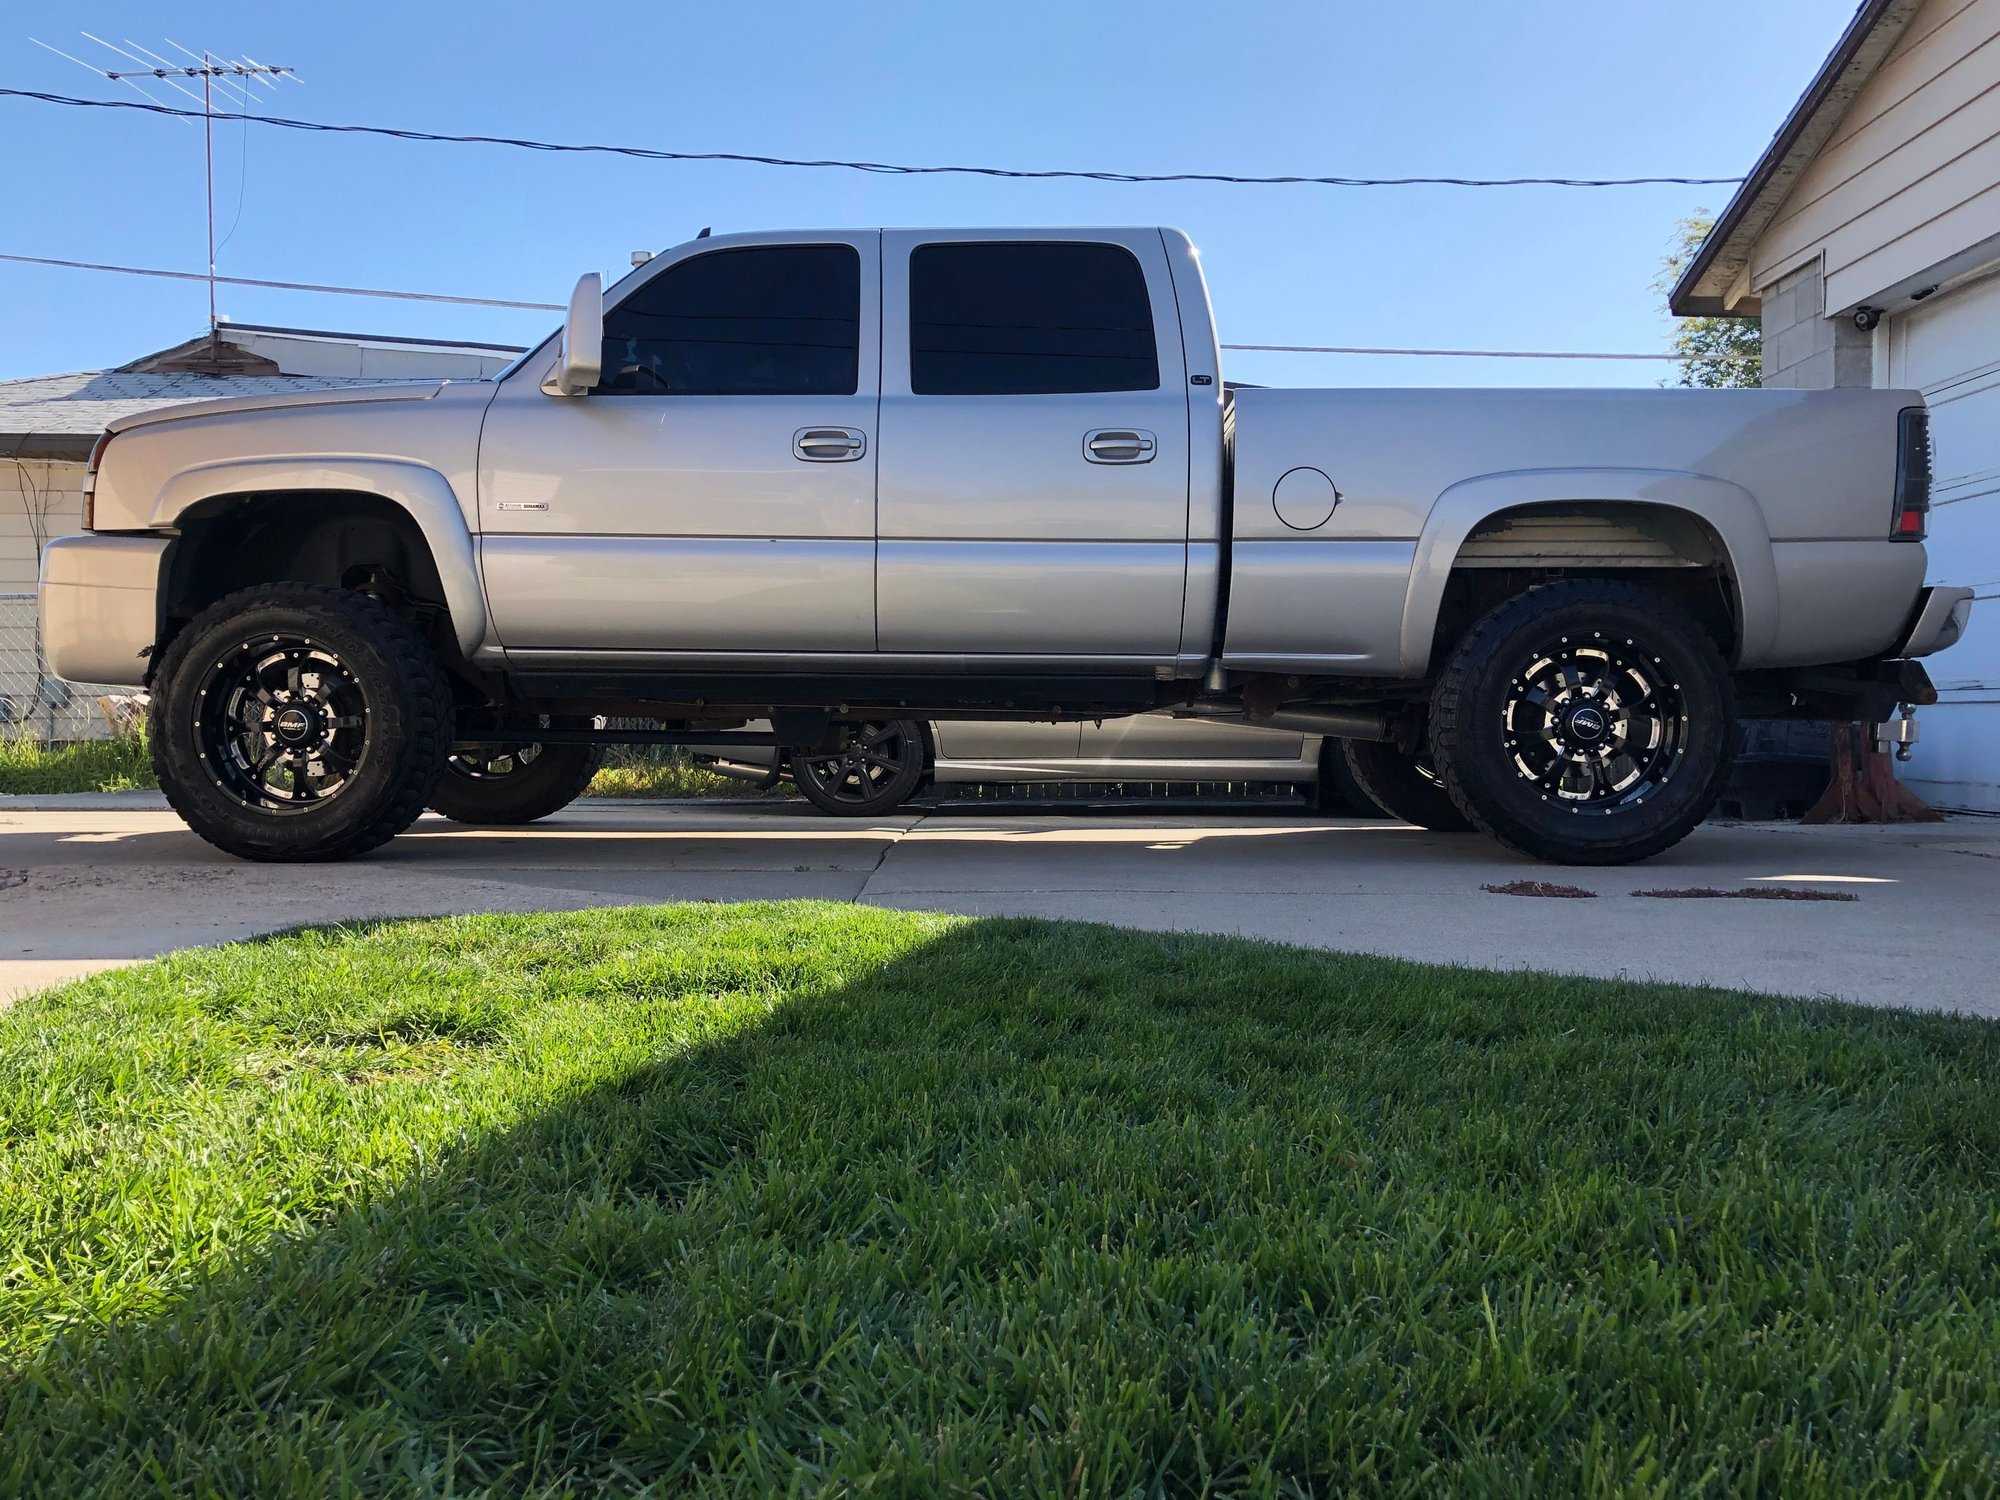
[{"left": 3, "top": 793, "right": 1997, "bottom": 1014}]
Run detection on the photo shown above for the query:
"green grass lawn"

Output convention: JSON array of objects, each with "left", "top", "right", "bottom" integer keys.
[
  {"left": 0, "top": 731, "right": 156, "bottom": 794},
  {"left": 4, "top": 904, "right": 1999, "bottom": 1496},
  {"left": 0, "top": 735, "right": 781, "bottom": 800},
  {"left": 585, "top": 745, "right": 790, "bottom": 800}
]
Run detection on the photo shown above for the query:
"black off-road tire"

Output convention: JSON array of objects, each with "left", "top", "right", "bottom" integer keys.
[
  {"left": 1339, "top": 738, "right": 1475, "bottom": 831},
  {"left": 429, "top": 743, "right": 606, "bottom": 825},
  {"left": 1430, "top": 580, "right": 1735, "bottom": 866},
  {"left": 149, "top": 583, "right": 453, "bottom": 862},
  {"left": 789, "top": 720, "right": 927, "bottom": 817},
  {"left": 1311, "top": 739, "right": 1373, "bottom": 814}
]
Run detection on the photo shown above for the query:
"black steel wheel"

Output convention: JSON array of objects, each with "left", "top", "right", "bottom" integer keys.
[
  {"left": 1430, "top": 580, "right": 1734, "bottom": 865},
  {"left": 428, "top": 741, "right": 605, "bottom": 825},
  {"left": 150, "top": 584, "right": 452, "bottom": 862},
  {"left": 1338, "top": 739, "right": 1474, "bottom": 831},
  {"left": 789, "top": 720, "right": 926, "bottom": 816}
]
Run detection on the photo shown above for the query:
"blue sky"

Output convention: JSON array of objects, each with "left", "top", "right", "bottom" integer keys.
[{"left": 3, "top": 1, "right": 1851, "bottom": 387}]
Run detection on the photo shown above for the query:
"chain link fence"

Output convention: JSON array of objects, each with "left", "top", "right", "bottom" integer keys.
[{"left": 0, "top": 593, "right": 141, "bottom": 742}]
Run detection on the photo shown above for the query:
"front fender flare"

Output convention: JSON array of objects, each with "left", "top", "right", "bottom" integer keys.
[
  {"left": 1398, "top": 468, "right": 1777, "bottom": 676},
  {"left": 151, "top": 456, "right": 486, "bottom": 658}
]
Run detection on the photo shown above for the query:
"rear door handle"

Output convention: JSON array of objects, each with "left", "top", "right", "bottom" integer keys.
[
  {"left": 794, "top": 426, "right": 867, "bottom": 462},
  {"left": 1084, "top": 428, "right": 1156, "bottom": 464}
]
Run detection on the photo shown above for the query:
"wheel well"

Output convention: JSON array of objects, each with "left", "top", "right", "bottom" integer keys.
[
  {"left": 1436, "top": 502, "right": 1740, "bottom": 662},
  {"left": 161, "top": 490, "right": 453, "bottom": 642}
]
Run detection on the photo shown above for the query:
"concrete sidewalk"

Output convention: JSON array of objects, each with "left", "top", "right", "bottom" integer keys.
[{"left": 3, "top": 793, "right": 1996, "bottom": 1014}]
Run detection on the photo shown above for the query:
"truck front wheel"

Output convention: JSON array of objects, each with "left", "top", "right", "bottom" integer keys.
[
  {"left": 1429, "top": 580, "right": 1734, "bottom": 865},
  {"left": 149, "top": 584, "right": 453, "bottom": 862},
  {"left": 428, "top": 742, "right": 605, "bottom": 825}
]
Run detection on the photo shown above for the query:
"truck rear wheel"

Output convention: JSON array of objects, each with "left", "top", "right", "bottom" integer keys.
[
  {"left": 428, "top": 742, "right": 605, "bottom": 825},
  {"left": 1338, "top": 739, "right": 1474, "bottom": 831},
  {"left": 789, "top": 720, "right": 926, "bottom": 816},
  {"left": 1430, "top": 580, "right": 1735, "bottom": 865},
  {"left": 149, "top": 584, "right": 453, "bottom": 862}
]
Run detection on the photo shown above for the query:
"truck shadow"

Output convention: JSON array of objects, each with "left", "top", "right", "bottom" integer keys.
[{"left": 5, "top": 912, "right": 1419, "bottom": 1490}]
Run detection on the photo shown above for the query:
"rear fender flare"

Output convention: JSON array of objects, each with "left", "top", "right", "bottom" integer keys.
[
  {"left": 152, "top": 457, "right": 486, "bottom": 657},
  {"left": 1399, "top": 468, "right": 1776, "bottom": 675}
]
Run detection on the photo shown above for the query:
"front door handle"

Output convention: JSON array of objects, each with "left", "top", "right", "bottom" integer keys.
[
  {"left": 794, "top": 426, "right": 867, "bottom": 462},
  {"left": 1084, "top": 428, "right": 1156, "bottom": 464}
]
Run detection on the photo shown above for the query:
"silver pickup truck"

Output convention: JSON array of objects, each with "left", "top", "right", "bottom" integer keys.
[{"left": 40, "top": 226, "right": 1973, "bottom": 864}]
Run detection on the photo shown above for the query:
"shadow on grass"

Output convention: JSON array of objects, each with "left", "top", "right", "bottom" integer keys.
[{"left": 6, "top": 905, "right": 2000, "bottom": 1495}]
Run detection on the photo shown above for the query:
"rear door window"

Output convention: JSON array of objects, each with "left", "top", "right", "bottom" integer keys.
[{"left": 909, "top": 242, "right": 1159, "bottom": 396}]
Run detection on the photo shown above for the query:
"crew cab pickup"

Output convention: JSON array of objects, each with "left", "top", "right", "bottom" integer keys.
[{"left": 40, "top": 226, "right": 1974, "bottom": 864}]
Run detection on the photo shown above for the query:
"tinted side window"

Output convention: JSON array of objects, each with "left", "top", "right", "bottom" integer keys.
[
  {"left": 597, "top": 244, "right": 860, "bottom": 395},
  {"left": 909, "top": 242, "right": 1160, "bottom": 396}
]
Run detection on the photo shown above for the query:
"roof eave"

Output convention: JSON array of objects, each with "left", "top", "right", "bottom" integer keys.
[
  {"left": 1669, "top": 0, "right": 1918, "bottom": 317},
  {"left": 0, "top": 434, "right": 94, "bottom": 461}
]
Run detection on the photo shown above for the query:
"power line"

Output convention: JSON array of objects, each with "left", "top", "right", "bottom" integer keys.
[
  {"left": 0, "top": 249, "right": 1745, "bottom": 360},
  {"left": 0, "top": 87, "right": 1745, "bottom": 189},
  {"left": 1225, "top": 341, "right": 1689, "bottom": 362},
  {"left": 0, "top": 251, "right": 564, "bottom": 310}
]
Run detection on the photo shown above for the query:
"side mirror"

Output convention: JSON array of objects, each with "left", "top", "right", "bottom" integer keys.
[{"left": 542, "top": 271, "right": 603, "bottom": 396}]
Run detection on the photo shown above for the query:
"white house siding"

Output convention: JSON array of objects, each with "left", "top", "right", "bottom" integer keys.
[
  {"left": 0, "top": 458, "right": 97, "bottom": 737},
  {"left": 0, "top": 458, "right": 83, "bottom": 593},
  {"left": 1883, "top": 273, "right": 2000, "bottom": 810},
  {"left": 1751, "top": 0, "right": 2000, "bottom": 315},
  {"left": 1732, "top": 0, "right": 2000, "bottom": 813}
]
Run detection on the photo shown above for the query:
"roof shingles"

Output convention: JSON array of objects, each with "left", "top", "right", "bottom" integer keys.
[{"left": 0, "top": 369, "right": 404, "bottom": 451}]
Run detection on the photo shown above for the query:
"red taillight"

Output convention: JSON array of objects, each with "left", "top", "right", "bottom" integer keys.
[{"left": 1892, "top": 407, "right": 1930, "bottom": 541}]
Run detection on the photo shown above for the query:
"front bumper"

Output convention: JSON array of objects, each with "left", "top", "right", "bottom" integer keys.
[
  {"left": 37, "top": 533, "right": 168, "bottom": 687},
  {"left": 1898, "top": 585, "right": 1975, "bottom": 658}
]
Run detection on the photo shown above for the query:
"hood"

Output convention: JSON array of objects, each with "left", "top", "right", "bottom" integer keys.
[{"left": 104, "top": 380, "right": 454, "bottom": 435}]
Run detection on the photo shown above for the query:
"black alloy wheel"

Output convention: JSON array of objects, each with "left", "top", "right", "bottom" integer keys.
[
  {"left": 192, "top": 634, "right": 370, "bottom": 812},
  {"left": 1430, "top": 580, "right": 1734, "bottom": 865},
  {"left": 789, "top": 720, "right": 926, "bottom": 816},
  {"left": 1501, "top": 640, "right": 1687, "bottom": 811}
]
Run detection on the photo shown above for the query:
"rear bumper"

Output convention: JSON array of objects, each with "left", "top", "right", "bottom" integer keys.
[
  {"left": 1898, "top": 585, "right": 1975, "bottom": 658},
  {"left": 37, "top": 533, "right": 167, "bottom": 687}
]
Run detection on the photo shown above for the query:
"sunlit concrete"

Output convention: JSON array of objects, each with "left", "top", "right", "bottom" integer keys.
[{"left": 3, "top": 793, "right": 1996, "bottom": 1015}]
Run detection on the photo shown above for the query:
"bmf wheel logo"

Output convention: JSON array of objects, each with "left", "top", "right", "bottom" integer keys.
[{"left": 1568, "top": 705, "right": 1608, "bottom": 741}]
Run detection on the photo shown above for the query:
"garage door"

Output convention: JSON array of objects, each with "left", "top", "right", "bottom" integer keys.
[{"left": 1885, "top": 270, "right": 2000, "bottom": 813}]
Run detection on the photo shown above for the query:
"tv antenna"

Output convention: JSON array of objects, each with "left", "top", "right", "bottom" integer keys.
[{"left": 32, "top": 36, "right": 299, "bottom": 335}]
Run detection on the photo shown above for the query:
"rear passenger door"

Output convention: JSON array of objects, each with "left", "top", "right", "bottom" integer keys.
[{"left": 875, "top": 231, "right": 1191, "bottom": 659}]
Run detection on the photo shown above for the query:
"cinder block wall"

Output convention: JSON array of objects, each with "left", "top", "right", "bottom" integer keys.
[{"left": 1759, "top": 260, "right": 1874, "bottom": 388}]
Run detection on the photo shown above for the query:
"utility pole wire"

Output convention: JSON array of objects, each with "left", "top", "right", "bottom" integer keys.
[
  {"left": 1225, "top": 342, "right": 1692, "bottom": 362},
  {"left": 0, "top": 251, "right": 566, "bottom": 311},
  {"left": 0, "top": 250, "right": 1742, "bottom": 360},
  {"left": 0, "top": 87, "right": 1745, "bottom": 189}
]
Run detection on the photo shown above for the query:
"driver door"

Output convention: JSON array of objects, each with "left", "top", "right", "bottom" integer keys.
[{"left": 477, "top": 231, "right": 881, "bottom": 656}]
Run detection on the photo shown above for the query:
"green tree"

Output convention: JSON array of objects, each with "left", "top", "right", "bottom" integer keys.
[{"left": 1658, "top": 215, "right": 1761, "bottom": 388}]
